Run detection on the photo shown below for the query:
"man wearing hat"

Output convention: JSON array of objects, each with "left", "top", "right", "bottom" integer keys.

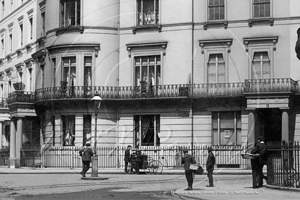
[
  {"left": 181, "top": 148, "right": 196, "bottom": 190},
  {"left": 251, "top": 136, "right": 267, "bottom": 188},
  {"left": 206, "top": 146, "right": 215, "bottom": 187},
  {"left": 79, "top": 143, "right": 94, "bottom": 177}
]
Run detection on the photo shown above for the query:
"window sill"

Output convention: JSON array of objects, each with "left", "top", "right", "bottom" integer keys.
[
  {"left": 203, "top": 21, "right": 228, "bottom": 30},
  {"left": 248, "top": 18, "right": 274, "bottom": 27},
  {"left": 55, "top": 26, "right": 84, "bottom": 36},
  {"left": 133, "top": 24, "right": 162, "bottom": 34}
]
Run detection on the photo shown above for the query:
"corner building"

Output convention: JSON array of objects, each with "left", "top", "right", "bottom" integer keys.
[{"left": 2, "top": 0, "right": 300, "bottom": 168}]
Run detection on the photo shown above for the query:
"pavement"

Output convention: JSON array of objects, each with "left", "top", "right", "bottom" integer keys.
[{"left": 1, "top": 166, "right": 299, "bottom": 200}]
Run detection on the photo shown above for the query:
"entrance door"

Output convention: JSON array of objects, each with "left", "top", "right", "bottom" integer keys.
[{"left": 257, "top": 109, "right": 281, "bottom": 145}]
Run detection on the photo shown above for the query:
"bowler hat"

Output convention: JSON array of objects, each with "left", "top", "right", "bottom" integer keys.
[{"left": 85, "top": 143, "right": 91, "bottom": 146}]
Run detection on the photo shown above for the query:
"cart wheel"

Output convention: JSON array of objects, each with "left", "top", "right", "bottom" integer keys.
[{"left": 148, "top": 160, "right": 163, "bottom": 175}]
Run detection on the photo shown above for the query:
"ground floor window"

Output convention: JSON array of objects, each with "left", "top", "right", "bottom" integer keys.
[
  {"left": 62, "top": 115, "right": 75, "bottom": 146},
  {"left": 134, "top": 115, "right": 160, "bottom": 147},
  {"left": 212, "top": 111, "right": 241, "bottom": 146}
]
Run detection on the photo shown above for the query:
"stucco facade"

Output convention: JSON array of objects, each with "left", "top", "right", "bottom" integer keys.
[{"left": 1, "top": 0, "right": 300, "bottom": 168}]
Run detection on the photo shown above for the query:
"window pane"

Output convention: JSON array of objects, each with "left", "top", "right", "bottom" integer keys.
[
  {"left": 220, "top": 112, "right": 234, "bottom": 129},
  {"left": 84, "top": 57, "right": 92, "bottom": 88},
  {"left": 62, "top": 115, "right": 75, "bottom": 146}
]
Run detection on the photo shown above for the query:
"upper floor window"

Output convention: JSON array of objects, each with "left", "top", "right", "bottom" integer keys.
[
  {"left": 251, "top": 51, "right": 270, "bottom": 79},
  {"left": 207, "top": 53, "right": 225, "bottom": 83},
  {"left": 41, "top": 12, "right": 45, "bottom": 36},
  {"left": 137, "top": 0, "right": 159, "bottom": 26},
  {"left": 253, "top": 0, "right": 270, "bottom": 18},
  {"left": 62, "top": 57, "right": 76, "bottom": 87},
  {"left": 84, "top": 56, "right": 92, "bottom": 94},
  {"left": 60, "top": 0, "right": 81, "bottom": 27},
  {"left": 208, "top": 0, "right": 225, "bottom": 21}
]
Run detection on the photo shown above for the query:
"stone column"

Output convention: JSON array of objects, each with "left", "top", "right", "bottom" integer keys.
[
  {"left": 9, "top": 120, "right": 16, "bottom": 168},
  {"left": 15, "top": 118, "right": 23, "bottom": 167},
  {"left": 282, "top": 110, "right": 289, "bottom": 144},
  {"left": 246, "top": 111, "right": 256, "bottom": 169}
]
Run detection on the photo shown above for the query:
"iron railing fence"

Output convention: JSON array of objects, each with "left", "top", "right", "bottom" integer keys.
[
  {"left": 20, "top": 148, "right": 41, "bottom": 167},
  {"left": 40, "top": 145, "right": 247, "bottom": 169},
  {"left": 244, "top": 78, "right": 298, "bottom": 93},
  {"left": 193, "top": 82, "right": 244, "bottom": 97},
  {"left": 267, "top": 142, "right": 300, "bottom": 188},
  {"left": 0, "top": 148, "right": 9, "bottom": 166}
]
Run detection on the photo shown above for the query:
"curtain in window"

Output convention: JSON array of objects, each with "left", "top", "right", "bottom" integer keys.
[
  {"left": 138, "top": 0, "right": 159, "bottom": 25},
  {"left": 61, "top": 0, "right": 80, "bottom": 26},
  {"left": 134, "top": 115, "right": 160, "bottom": 146},
  {"left": 63, "top": 116, "right": 75, "bottom": 146}
]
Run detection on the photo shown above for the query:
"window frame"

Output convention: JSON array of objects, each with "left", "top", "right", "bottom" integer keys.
[
  {"left": 62, "top": 115, "right": 76, "bottom": 146},
  {"left": 207, "top": 0, "right": 226, "bottom": 21},
  {"left": 251, "top": 0, "right": 272, "bottom": 19},
  {"left": 134, "top": 114, "right": 160, "bottom": 147},
  {"left": 136, "top": 0, "right": 159, "bottom": 27},
  {"left": 212, "top": 111, "right": 241, "bottom": 146},
  {"left": 60, "top": 0, "right": 82, "bottom": 27}
]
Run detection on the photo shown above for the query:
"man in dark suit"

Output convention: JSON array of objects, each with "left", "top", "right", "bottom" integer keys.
[
  {"left": 79, "top": 143, "right": 94, "bottom": 177},
  {"left": 181, "top": 148, "right": 196, "bottom": 190},
  {"left": 124, "top": 145, "right": 132, "bottom": 173},
  {"left": 134, "top": 146, "right": 143, "bottom": 174},
  {"left": 206, "top": 146, "right": 215, "bottom": 187},
  {"left": 251, "top": 136, "right": 267, "bottom": 188}
]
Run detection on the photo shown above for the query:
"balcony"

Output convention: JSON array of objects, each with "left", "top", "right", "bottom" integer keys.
[
  {"left": 35, "top": 84, "right": 192, "bottom": 102},
  {"left": 244, "top": 78, "right": 298, "bottom": 95},
  {"left": 7, "top": 91, "right": 35, "bottom": 104},
  {"left": 193, "top": 82, "right": 244, "bottom": 98}
]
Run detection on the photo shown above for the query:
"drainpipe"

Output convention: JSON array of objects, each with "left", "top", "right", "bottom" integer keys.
[
  {"left": 191, "top": 0, "right": 194, "bottom": 156},
  {"left": 116, "top": 0, "right": 120, "bottom": 168}
]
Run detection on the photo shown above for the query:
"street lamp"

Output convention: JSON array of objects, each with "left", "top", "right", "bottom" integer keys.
[{"left": 91, "top": 93, "right": 102, "bottom": 177}]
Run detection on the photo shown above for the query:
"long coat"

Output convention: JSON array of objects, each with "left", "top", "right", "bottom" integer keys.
[
  {"left": 181, "top": 153, "right": 196, "bottom": 170},
  {"left": 206, "top": 151, "right": 215, "bottom": 171},
  {"left": 251, "top": 142, "right": 267, "bottom": 166},
  {"left": 79, "top": 147, "right": 94, "bottom": 162},
  {"left": 124, "top": 149, "right": 131, "bottom": 162}
]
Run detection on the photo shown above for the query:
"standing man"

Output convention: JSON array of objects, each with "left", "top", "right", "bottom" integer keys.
[
  {"left": 181, "top": 149, "right": 196, "bottom": 190},
  {"left": 251, "top": 136, "right": 267, "bottom": 188},
  {"left": 206, "top": 146, "right": 215, "bottom": 187},
  {"left": 79, "top": 143, "right": 94, "bottom": 178},
  {"left": 124, "top": 145, "right": 132, "bottom": 174},
  {"left": 134, "top": 146, "right": 142, "bottom": 174}
]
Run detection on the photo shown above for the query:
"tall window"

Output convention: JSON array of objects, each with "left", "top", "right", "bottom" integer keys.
[
  {"left": 1, "top": 1, "right": 4, "bottom": 19},
  {"left": 62, "top": 115, "right": 75, "bottom": 146},
  {"left": 29, "top": 17, "right": 33, "bottom": 40},
  {"left": 253, "top": 0, "right": 270, "bottom": 18},
  {"left": 41, "top": 64, "right": 45, "bottom": 88},
  {"left": 84, "top": 56, "right": 92, "bottom": 94},
  {"left": 52, "top": 58, "right": 56, "bottom": 87},
  {"left": 83, "top": 115, "right": 91, "bottom": 146},
  {"left": 1, "top": 39, "right": 4, "bottom": 57},
  {"left": 134, "top": 55, "right": 161, "bottom": 87},
  {"left": 62, "top": 57, "right": 76, "bottom": 87},
  {"left": 52, "top": 116, "right": 55, "bottom": 146},
  {"left": 9, "top": 33, "right": 12, "bottom": 53},
  {"left": 212, "top": 112, "right": 241, "bottom": 146},
  {"left": 251, "top": 51, "right": 270, "bottom": 79},
  {"left": 208, "top": 0, "right": 225, "bottom": 21},
  {"left": 137, "top": 0, "right": 159, "bottom": 26},
  {"left": 19, "top": 23, "right": 23, "bottom": 47},
  {"left": 28, "top": 68, "right": 32, "bottom": 91},
  {"left": 41, "top": 12, "right": 45, "bottom": 36},
  {"left": 134, "top": 115, "right": 160, "bottom": 147},
  {"left": 207, "top": 53, "right": 225, "bottom": 83},
  {"left": 60, "top": 0, "right": 81, "bottom": 27}
]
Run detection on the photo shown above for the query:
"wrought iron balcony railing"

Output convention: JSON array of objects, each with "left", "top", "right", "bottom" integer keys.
[
  {"left": 7, "top": 78, "right": 300, "bottom": 104},
  {"left": 244, "top": 78, "right": 298, "bottom": 94},
  {"left": 7, "top": 91, "right": 35, "bottom": 104},
  {"left": 35, "top": 84, "right": 192, "bottom": 101}
]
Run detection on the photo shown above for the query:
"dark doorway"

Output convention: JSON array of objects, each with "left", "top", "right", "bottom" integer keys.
[{"left": 257, "top": 109, "right": 281, "bottom": 144}]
